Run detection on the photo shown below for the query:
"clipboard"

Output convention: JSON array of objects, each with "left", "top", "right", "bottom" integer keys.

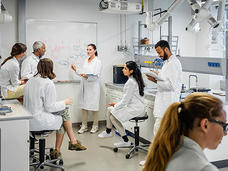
[
  {"left": 144, "top": 71, "right": 164, "bottom": 81},
  {"left": 86, "top": 74, "right": 96, "bottom": 77}
]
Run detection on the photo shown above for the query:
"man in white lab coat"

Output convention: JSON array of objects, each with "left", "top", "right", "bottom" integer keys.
[
  {"left": 139, "top": 40, "right": 182, "bottom": 166},
  {"left": 21, "top": 41, "right": 46, "bottom": 79},
  {"left": 146, "top": 40, "right": 182, "bottom": 135}
]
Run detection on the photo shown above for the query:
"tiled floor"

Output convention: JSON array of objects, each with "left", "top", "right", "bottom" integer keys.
[
  {"left": 29, "top": 124, "right": 228, "bottom": 171},
  {"left": 30, "top": 124, "right": 147, "bottom": 171}
]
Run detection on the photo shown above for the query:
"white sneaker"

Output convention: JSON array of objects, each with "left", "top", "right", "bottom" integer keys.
[
  {"left": 114, "top": 140, "right": 131, "bottom": 147},
  {"left": 90, "top": 125, "right": 99, "bottom": 134},
  {"left": 139, "top": 160, "right": 146, "bottom": 166},
  {"left": 98, "top": 131, "right": 112, "bottom": 138},
  {"left": 78, "top": 125, "right": 88, "bottom": 134}
]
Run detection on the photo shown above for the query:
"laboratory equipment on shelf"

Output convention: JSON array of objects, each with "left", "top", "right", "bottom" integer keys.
[{"left": 145, "top": 0, "right": 224, "bottom": 41}]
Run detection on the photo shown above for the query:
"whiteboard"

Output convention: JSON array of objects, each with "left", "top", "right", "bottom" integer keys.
[{"left": 26, "top": 19, "right": 97, "bottom": 82}]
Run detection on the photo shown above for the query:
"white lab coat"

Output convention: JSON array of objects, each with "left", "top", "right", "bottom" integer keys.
[
  {"left": 166, "top": 136, "right": 218, "bottom": 171},
  {"left": 0, "top": 57, "right": 21, "bottom": 97},
  {"left": 77, "top": 57, "right": 102, "bottom": 111},
  {"left": 154, "top": 55, "right": 182, "bottom": 118},
  {"left": 21, "top": 53, "right": 39, "bottom": 79},
  {"left": 109, "top": 77, "right": 145, "bottom": 123},
  {"left": 23, "top": 75, "right": 65, "bottom": 131}
]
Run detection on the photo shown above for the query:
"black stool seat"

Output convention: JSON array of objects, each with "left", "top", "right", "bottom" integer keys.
[
  {"left": 31, "top": 130, "right": 53, "bottom": 135},
  {"left": 130, "top": 114, "right": 148, "bottom": 121}
]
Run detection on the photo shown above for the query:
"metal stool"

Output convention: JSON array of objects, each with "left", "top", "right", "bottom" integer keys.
[
  {"left": 30, "top": 130, "right": 64, "bottom": 171},
  {"left": 113, "top": 114, "right": 150, "bottom": 159}
]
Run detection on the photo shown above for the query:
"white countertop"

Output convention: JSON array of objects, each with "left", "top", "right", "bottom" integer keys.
[
  {"left": 0, "top": 100, "right": 32, "bottom": 121},
  {"left": 105, "top": 83, "right": 156, "bottom": 100}
]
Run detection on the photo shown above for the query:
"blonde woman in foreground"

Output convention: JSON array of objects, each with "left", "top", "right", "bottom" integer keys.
[{"left": 143, "top": 92, "right": 227, "bottom": 171}]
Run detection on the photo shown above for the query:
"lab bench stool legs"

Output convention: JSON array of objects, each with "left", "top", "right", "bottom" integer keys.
[
  {"left": 113, "top": 114, "right": 150, "bottom": 159},
  {"left": 30, "top": 131, "right": 64, "bottom": 171}
]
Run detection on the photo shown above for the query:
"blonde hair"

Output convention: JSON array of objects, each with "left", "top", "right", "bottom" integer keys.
[{"left": 143, "top": 92, "right": 223, "bottom": 171}]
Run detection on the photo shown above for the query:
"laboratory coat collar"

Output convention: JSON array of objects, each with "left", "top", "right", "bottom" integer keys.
[
  {"left": 183, "top": 136, "right": 208, "bottom": 161},
  {"left": 164, "top": 54, "right": 174, "bottom": 64},
  {"left": 32, "top": 53, "right": 40, "bottom": 62},
  {"left": 88, "top": 56, "right": 97, "bottom": 63},
  {"left": 12, "top": 56, "right": 19, "bottom": 63}
]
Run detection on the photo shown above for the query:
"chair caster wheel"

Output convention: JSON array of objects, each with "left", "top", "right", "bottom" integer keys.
[
  {"left": 126, "top": 154, "right": 130, "bottom": 159},
  {"left": 136, "top": 149, "right": 138, "bottom": 152},
  {"left": 46, "top": 155, "right": 50, "bottom": 160},
  {"left": 40, "top": 165, "right": 44, "bottom": 169},
  {"left": 32, "top": 158, "right": 37, "bottom": 163},
  {"left": 59, "top": 159, "right": 63, "bottom": 165},
  {"left": 113, "top": 148, "right": 118, "bottom": 152}
]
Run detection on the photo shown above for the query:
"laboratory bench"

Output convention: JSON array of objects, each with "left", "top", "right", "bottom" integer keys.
[
  {"left": 105, "top": 83, "right": 228, "bottom": 168},
  {"left": 0, "top": 100, "right": 32, "bottom": 171}
]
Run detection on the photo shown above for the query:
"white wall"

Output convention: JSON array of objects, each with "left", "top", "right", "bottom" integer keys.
[
  {"left": 0, "top": 0, "right": 223, "bottom": 123},
  {"left": 25, "top": 0, "right": 132, "bottom": 123},
  {"left": 0, "top": 0, "right": 17, "bottom": 58}
]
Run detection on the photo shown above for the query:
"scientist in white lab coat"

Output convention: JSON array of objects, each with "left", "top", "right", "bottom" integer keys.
[
  {"left": 146, "top": 40, "right": 182, "bottom": 135},
  {"left": 143, "top": 93, "right": 227, "bottom": 171},
  {"left": 0, "top": 43, "right": 27, "bottom": 99},
  {"left": 23, "top": 58, "right": 86, "bottom": 159},
  {"left": 98, "top": 61, "right": 145, "bottom": 147},
  {"left": 71, "top": 44, "right": 102, "bottom": 134},
  {"left": 21, "top": 41, "right": 46, "bottom": 79}
]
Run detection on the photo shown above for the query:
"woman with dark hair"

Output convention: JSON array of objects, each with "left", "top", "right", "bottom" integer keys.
[
  {"left": 98, "top": 61, "right": 145, "bottom": 147},
  {"left": 71, "top": 44, "right": 102, "bottom": 134},
  {"left": 24, "top": 58, "right": 86, "bottom": 159},
  {"left": 0, "top": 43, "right": 27, "bottom": 98},
  {"left": 143, "top": 92, "right": 227, "bottom": 171}
]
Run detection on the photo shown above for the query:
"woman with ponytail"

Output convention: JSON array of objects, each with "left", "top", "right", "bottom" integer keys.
[
  {"left": 0, "top": 43, "right": 27, "bottom": 98},
  {"left": 98, "top": 61, "right": 145, "bottom": 147},
  {"left": 143, "top": 92, "right": 227, "bottom": 171}
]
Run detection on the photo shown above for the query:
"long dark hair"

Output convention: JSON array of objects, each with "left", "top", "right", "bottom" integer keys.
[
  {"left": 143, "top": 92, "right": 223, "bottom": 171},
  {"left": 35, "top": 58, "right": 56, "bottom": 80},
  {"left": 88, "top": 43, "right": 98, "bottom": 56},
  {"left": 126, "top": 61, "right": 145, "bottom": 96},
  {"left": 1, "top": 43, "right": 27, "bottom": 66}
]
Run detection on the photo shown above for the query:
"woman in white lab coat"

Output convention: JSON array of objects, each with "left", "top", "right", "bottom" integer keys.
[
  {"left": 98, "top": 61, "right": 145, "bottom": 147},
  {"left": 0, "top": 43, "right": 27, "bottom": 99},
  {"left": 23, "top": 58, "right": 86, "bottom": 159},
  {"left": 143, "top": 93, "right": 227, "bottom": 171},
  {"left": 71, "top": 44, "right": 102, "bottom": 134}
]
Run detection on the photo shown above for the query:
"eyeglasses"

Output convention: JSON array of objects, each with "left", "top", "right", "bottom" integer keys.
[{"left": 208, "top": 119, "right": 228, "bottom": 132}]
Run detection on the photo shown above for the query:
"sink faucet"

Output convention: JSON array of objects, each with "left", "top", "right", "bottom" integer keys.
[{"left": 189, "top": 74, "right": 198, "bottom": 90}]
